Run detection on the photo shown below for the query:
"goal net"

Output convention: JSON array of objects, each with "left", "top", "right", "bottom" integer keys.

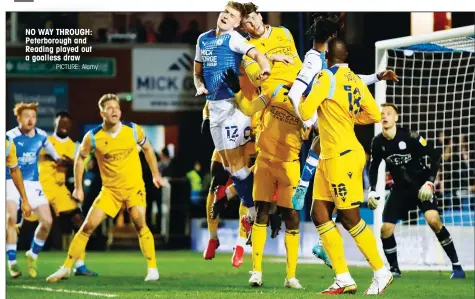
[{"left": 374, "top": 25, "right": 475, "bottom": 269}]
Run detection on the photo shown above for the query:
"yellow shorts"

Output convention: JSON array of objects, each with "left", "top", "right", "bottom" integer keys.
[
  {"left": 93, "top": 186, "right": 146, "bottom": 218},
  {"left": 313, "top": 150, "right": 366, "bottom": 210},
  {"left": 43, "top": 185, "right": 78, "bottom": 215},
  {"left": 253, "top": 155, "right": 299, "bottom": 209}
]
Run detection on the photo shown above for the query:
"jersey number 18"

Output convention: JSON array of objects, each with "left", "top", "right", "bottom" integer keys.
[{"left": 344, "top": 85, "right": 362, "bottom": 115}]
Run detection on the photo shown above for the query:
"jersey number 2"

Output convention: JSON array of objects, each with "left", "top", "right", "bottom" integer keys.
[{"left": 344, "top": 85, "right": 362, "bottom": 115}]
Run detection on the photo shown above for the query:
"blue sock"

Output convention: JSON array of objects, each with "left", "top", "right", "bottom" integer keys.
[
  {"left": 232, "top": 172, "right": 254, "bottom": 208},
  {"left": 299, "top": 150, "right": 319, "bottom": 187},
  {"left": 6, "top": 244, "right": 17, "bottom": 265},
  {"left": 30, "top": 237, "right": 46, "bottom": 258}
]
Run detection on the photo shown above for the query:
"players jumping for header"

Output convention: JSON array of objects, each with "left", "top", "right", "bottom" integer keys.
[
  {"left": 368, "top": 103, "right": 465, "bottom": 279},
  {"left": 47, "top": 94, "right": 166, "bottom": 282},
  {"left": 298, "top": 38, "right": 393, "bottom": 294}
]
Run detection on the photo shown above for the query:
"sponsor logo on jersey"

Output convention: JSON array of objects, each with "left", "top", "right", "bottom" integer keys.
[
  {"left": 103, "top": 148, "right": 134, "bottom": 162},
  {"left": 386, "top": 153, "right": 412, "bottom": 166}
]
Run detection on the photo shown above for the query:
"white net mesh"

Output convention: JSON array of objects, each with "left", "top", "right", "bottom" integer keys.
[{"left": 383, "top": 34, "right": 475, "bottom": 266}]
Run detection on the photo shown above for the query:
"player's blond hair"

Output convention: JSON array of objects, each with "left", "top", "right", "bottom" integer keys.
[
  {"left": 98, "top": 94, "right": 120, "bottom": 112},
  {"left": 381, "top": 103, "right": 399, "bottom": 114},
  {"left": 13, "top": 102, "right": 39, "bottom": 117},
  {"left": 226, "top": 1, "right": 246, "bottom": 18}
]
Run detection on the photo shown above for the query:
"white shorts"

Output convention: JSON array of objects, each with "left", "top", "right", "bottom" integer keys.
[
  {"left": 208, "top": 98, "right": 251, "bottom": 151},
  {"left": 6, "top": 179, "right": 49, "bottom": 210}
]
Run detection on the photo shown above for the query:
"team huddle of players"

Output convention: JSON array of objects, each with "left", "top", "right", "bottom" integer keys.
[{"left": 5, "top": 1, "right": 465, "bottom": 294}]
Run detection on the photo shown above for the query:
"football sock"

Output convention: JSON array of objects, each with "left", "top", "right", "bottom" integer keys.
[
  {"left": 285, "top": 229, "right": 299, "bottom": 279},
  {"left": 64, "top": 231, "right": 90, "bottom": 269},
  {"left": 435, "top": 226, "right": 461, "bottom": 269},
  {"left": 238, "top": 202, "right": 249, "bottom": 240},
  {"left": 381, "top": 234, "right": 399, "bottom": 268},
  {"left": 251, "top": 223, "right": 267, "bottom": 273},
  {"left": 30, "top": 236, "right": 46, "bottom": 259},
  {"left": 6, "top": 244, "right": 17, "bottom": 267},
  {"left": 138, "top": 227, "right": 157, "bottom": 269},
  {"left": 349, "top": 219, "right": 384, "bottom": 271},
  {"left": 206, "top": 191, "right": 218, "bottom": 239},
  {"left": 299, "top": 150, "right": 319, "bottom": 187},
  {"left": 317, "top": 220, "right": 349, "bottom": 275}
]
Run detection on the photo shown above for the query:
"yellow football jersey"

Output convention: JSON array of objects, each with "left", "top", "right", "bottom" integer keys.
[
  {"left": 80, "top": 122, "right": 146, "bottom": 190},
  {"left": 6, "top": 136, "right": 18, "bottom": 168},
  {"left": 236, "top": 85, "right": 303, "bottom": 162},
  {"left": 39, "top": 135, "right": 78, "bottom": 188},
  {"left": 243, "top": 26, "right": 302, "bottom": 90},
  {"left": 299, "top": 64, "right": 381, "bottom": 159}
]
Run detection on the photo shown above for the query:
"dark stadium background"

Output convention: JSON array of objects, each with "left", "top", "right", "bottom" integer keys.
[{"left": 5, "top": 12, "right": 474, "bottom": 251}]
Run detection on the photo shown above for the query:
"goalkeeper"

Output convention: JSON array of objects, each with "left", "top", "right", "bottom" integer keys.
[{"left": 368, "top": 103, "right": 465, "bottom": 279}]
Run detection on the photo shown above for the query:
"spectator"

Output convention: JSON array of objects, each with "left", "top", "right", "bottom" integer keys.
[
  {"left": 181, "top": 20, "right": 202, "bottom": 45},
  {"left": 186, "top": 161, "right": 203, "bottom": 205},
  {"left": 144, "top": 20, "right": 158, "bottom": 43},
  {"left": 158, "top": 13, "right": 179, "bottom": 42}
]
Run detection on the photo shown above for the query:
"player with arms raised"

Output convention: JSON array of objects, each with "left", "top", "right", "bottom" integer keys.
[
  {"left": 368, "top": 103, "right": 465, "bottom": 279},
  {"left": 38, "top": 112, "right": 97, "bottom": 276},
  {"left": 298, "top": 38, "right": 393, "bottom": 294},
  {"left": 6, "top": 103, "right": 64, "bottom": 278},
  {"left": 194, "top": 1, "right": 271, "bottom": 225},
  {"left": 6, "top": 135, "right": 32, "bottom": 278},
  {"left": 47, "top": 94, "right": 165, "bottom": 282}
]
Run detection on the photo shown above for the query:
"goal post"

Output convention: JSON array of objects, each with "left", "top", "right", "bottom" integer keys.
[{"left": 373, "top": 25, "right": 475, "bottom": 268}]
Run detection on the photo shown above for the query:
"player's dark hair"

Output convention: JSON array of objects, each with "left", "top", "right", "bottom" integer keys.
[
  {"left": 242, "top": 2, "right": 258, "bottom": 16},
  {"left": 55, "top": 111, "right": 71, "bottom": 119},
  {"left": 381, "top": 103, "right": 399, "bottom": 114},
  {"left": 306, "top": 12, "right": 341, "bottom": 42}
]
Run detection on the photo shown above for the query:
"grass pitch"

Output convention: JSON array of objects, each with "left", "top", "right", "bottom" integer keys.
[{"left": 6, "top": 251, "right": 474, "bottom": 299}]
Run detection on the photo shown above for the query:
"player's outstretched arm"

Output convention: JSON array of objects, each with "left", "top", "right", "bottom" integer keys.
[
  {"left": 141, "top": 139, "right": 166, "bottom": 188},
  {"left": 358, "top": 70, "right": 399, "bottom": 86},
  {"left": 245, "top": 48, "right": 271, "bottom": 81},
  {"left": 73, "top": 133, "right": 92, "bottom": 202},
  {"left": 194, "top": 62, "right": 208, "bottom": 96},
  {"left": 298, "top": 71, "right": 330, "bottom": 121}
]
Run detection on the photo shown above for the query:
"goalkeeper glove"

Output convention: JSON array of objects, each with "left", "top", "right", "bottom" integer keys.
[
  {"left": 367, "top": 190, "right": 380, "bottom": 210},
  {"left": 418, "top": 181, "right": 435, "bottom": 201}
]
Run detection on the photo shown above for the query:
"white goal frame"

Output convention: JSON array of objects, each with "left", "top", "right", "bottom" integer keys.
[{"left": 373, "top": 25, "right": 475, "bottom": 269}]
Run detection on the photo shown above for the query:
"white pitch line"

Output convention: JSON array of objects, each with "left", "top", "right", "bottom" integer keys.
[{"left": 13, "top": 285, "right": 118, "bottom": 298}]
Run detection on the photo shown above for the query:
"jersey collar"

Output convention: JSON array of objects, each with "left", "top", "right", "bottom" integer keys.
[
  {"left": 53, "top": 133, "right": 70, "bottom": 143},
  {"left": 103, "top": 122, "right": 122, "bottom": 138},
  {"left": 262, "top": 25, "right": 272, "bottom": 39}
]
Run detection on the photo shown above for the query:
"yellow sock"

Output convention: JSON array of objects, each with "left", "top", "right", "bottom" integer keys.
[
  {"left": 349, "top": 219, "right": 384, "bottom": 271},
  {"left": 78, "top": 251, "right": 86, "bottom": 262},
  {"left": 138, "top": 227, "right": 157, "bottom": 269},
  {"left": 317, "top": 221, "right": 349, "bottom": 275},
  {"left": 285, "top": 229, "right": 299, "bottom": 279},
  {"left": 238, "top": 202, "right": 249, "bottom": 239},
  {"left": 63, "top": 231, "right": 90, "bottom": 269},
  {"left": 251, "top": 223, "right": 267, "bottom": 273},
  {"left": 206, "top": 192, "right": 219, "bottom": 239}
]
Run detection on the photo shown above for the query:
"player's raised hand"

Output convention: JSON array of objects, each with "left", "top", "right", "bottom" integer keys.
[
  {"left": 418, "top": 181, "right": 434, "bottom": 201},
  {"left": 378, "top": 70, "right": 399, "bottom": 82},
  {"left": 195, "top": 85, "right": 209, "bottom": 96},
  {"left": 21, "top": 198, "right": 32, "bottom": 218},
  {"left": 222, "top": 68, "right": 241, "bottom": 93},
  {"left": 270, "top": 54, "right": 295, "bottom": 65},
  {"left": 367, "top": 190, "right": 380, "bottom": 210},
  {"left": 72, "top": 188, "right": 84, "bottom": 203}
]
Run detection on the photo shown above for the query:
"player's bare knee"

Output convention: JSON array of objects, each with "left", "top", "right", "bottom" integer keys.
[
  {"left": 255, "top": 201, "right": 271, "bottom": 225},
  {"left": 40, "top": 215, "right": 53, "bottom": 231},
  {"left": 338, "top": 208, "right": 361, "bottom": 231},
  {"left": 381, "top": 223, "right": 395, "bottom": 238},
  {"left": 282, "top": 208, "right": 299, "bottom": 230},
  {"left": 426, "top": 216, "right": 442, "bottom": 232},
  {"left": 7, "top": 214, "right": 16, "bottom": 228}
]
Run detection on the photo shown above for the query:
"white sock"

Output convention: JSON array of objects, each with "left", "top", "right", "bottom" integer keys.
[
  {"left": 232, "top": 167, "right": 251, "bottom": 180},
  {"left": 374, "top": 266, "right": 390, "bottom": 277},
  {"left": 336, "top": 272, "right": 354, "bottom": 284},
  {"left": 75, "top": 260, "right": 85, "bottom": 268},
  {"left": 236, "top": 237, "right": 247, "bottom": 247}
]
